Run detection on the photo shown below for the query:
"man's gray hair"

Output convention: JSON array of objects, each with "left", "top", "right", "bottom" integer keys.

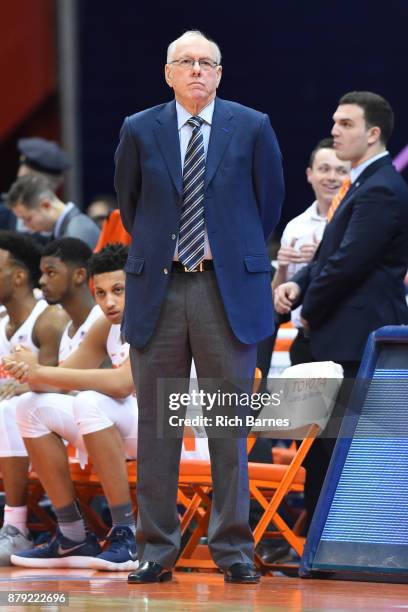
[
  {"left": 6, "top": 174, "right": 56, "bottom": 210},
  {"left": 167, "top": 30, "right": 221, "bottom": 64}
]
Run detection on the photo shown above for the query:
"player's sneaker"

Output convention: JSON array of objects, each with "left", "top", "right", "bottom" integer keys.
[
  {"left": 0, "top": 525, "right": 32, "bottom": 566},
  {"left": 91, "top": 525, "right": 138, "bottom": 571},
  {"left": 10, "top": 530, "right": 101, "bottom": 568}
]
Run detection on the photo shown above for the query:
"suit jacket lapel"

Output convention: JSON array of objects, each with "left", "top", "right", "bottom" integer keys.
[
  {"left": 56, "top": 204, "right": 79, "bottom": 238},
  {"left": 154, "top": 101, "right": 182, "bottom": 195},
  {"left": 318, "top": 155, "right": 392, "bottom": 257},
  {"left": 205, "top": 98, "right": 234, "bottom": 189},
  {"left": 338, "top": 154, "right": 393, "bottom": 210}
]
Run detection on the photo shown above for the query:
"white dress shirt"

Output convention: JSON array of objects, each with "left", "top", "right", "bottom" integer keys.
[
  {"left": 280, "top": 200, "right": 327, "bottom": 328},
  {"left": 350, "top": 151, "right": 389, "bottom": 183}
]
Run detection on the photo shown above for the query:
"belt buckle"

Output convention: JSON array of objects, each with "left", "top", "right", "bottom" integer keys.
[{"left": 184, "top": 261, "right": 204, "bottom": 273}]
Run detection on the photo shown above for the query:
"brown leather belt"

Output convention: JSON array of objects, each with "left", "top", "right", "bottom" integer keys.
[{"left": 172, "top": 260, "right": 214, "bottom": 272}]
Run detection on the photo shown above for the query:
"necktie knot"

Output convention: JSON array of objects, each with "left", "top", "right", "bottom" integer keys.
[{"left": 187, "top": 116, "right": 204, "bottom": 130}]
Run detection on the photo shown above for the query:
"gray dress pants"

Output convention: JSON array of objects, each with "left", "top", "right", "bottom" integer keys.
[{"left": 129, "top": 269, "right": 256, "bottom": 569}]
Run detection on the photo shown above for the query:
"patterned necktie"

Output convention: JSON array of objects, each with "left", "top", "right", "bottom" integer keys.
[
  {"left": 178, "top": 116, "right": 205, "bottom": 270},
  {"left": 327, "top": 178, "right": 352, "bottom": 222}
]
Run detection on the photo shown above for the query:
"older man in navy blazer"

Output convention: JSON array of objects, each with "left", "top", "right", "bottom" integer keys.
[{"left": 115, "top": 30, "right": 284, "bottom": 583}]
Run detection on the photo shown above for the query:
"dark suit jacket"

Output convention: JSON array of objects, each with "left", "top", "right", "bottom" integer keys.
[
  {"left": 115, "top": 97, "right": 284, "bottom": 348},
  {"left": 0, "top": 201, "right": 17, "bottom": 230},
  {"left": 55, "top": 204, "right": 100, "bottom": 249},
  {"left": 293, "top": 154, "right": 408, "bottom": 361}
]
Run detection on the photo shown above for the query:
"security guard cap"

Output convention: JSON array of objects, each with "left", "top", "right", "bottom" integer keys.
[{"left": 17, "top": 137, "right": 71, "bottom": 175}]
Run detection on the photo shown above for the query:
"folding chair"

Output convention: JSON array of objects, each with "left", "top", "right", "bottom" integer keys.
[
  {"left": 176, "top": 361, "right": 343, "bottom": 572},
  {"left": 68, "top": 434, "right": 205, "bottom": 539},
  {"left": 247, "top": 361, "right": 343, "bottom": 571}
]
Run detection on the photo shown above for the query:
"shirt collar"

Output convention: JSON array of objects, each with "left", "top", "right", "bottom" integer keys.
[
  {"left": 176, "top": 99, "right": 215, "bottom": 130},
  {"left": 54, "top": 202, "right": 75, "bottom": 238},
  {"left": 310, "top": 200, "right": 327, "bottom": 221},
  {"left": 350, "top": 151, "right": 389, "bottom": 183}
]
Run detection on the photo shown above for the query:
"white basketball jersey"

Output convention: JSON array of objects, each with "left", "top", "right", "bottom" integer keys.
[
  {"left": 0, "top": 300, "right": 48, "bottom": 380},
  {"left": 58, "top": 305, "right": 103, "bottom": 364},
  {"left": 106, "top": 324, "right": 129, "bottom": 368}
]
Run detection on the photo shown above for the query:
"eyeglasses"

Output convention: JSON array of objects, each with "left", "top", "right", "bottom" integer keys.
[{"left": 170, "top": 58, "right": 219, "bottom": 71}]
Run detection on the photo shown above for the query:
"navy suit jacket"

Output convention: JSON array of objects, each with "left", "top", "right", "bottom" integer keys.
[
  {"left": 293, "top": 154, "right": 408, "bottom": 361},
  {"left": 115, "top": 97, "right": 284, "bottom": 348}
]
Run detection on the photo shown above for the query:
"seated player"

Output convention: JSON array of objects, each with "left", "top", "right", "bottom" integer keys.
[
  {"left": 6, "top": 244, "right": 209, "bottom": 570},
  {"left": 3, "top": 244, "right": 138, "bottom": 570},
  {"left": 0, "top": 231, "right": 68, "bottom": 564}
]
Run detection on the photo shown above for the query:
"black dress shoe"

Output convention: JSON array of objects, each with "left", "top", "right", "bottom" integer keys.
[
  {"left": 128, "top": 561, "right": 172, "bottom": 583},
  {"left": 257, "top": 542, "right": 291, "bottom": 564},
  {"left": 224, "top": 562, "right": 261, "bottom": 584}
]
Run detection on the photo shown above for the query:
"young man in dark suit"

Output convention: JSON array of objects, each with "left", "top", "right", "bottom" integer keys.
[
  {"left": 275, "top": 91, "right": 408, "bottom": 529},
  {"left": 275, "top": 91, "right": 408, "bottom": 365}
]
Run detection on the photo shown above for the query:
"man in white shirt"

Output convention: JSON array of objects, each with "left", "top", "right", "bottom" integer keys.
[{"left": 272, "top": 138, "right": 350, "bottom": 364}]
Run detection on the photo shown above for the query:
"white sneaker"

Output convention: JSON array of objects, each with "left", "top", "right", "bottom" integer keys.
[{"left": 0, "top": 524, "right": 32, "bottom": 566}]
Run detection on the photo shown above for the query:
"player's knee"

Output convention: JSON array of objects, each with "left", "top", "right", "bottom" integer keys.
[{"left": 73, "top": 391, "right": 111, "bottom": 433}]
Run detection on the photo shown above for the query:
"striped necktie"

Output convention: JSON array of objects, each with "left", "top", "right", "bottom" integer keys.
[
  {"left": 178, "top": 116, "right": 206, "bottom": 270},
  {"left": 327, "top": 178, "right": 352, "bottom": 222}
]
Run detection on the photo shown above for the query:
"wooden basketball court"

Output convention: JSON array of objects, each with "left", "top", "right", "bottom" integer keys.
[{"left": 0, "top": 568, "right": 407, "bottom": 610}]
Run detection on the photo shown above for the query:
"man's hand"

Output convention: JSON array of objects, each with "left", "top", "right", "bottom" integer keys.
[
  {"left": 274, "top": 281, "right": 301, "bottom": 314},
  {"left": 2, "top": 358, "right": 30, "bottom": 384},
  {"left": 11, "top": 345, "right": 38, "bottom": 366},
  {"left": 277, "top": 238, "right": 305, "bottom": 266},
  {"left": 0, "top": 380, "right": 29, "bottom": 400},
  {"left": 2, "top": 346, "right": 40, "bottom": 385},
  {"left": 299, "top": 315, "right": 310, "bottom": 332},
  {"left": 298, "top": 236, "right": 319, "bottom": 262},
  {"left": 277, "top": 235, "right": 319, "bottom": 267}
]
